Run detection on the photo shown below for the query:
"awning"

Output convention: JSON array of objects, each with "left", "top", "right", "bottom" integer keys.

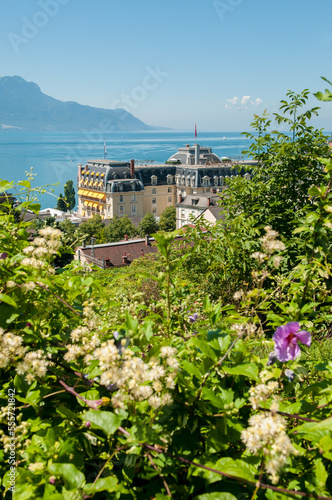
[
  {"left": 96, "top": 172, "right": 99, "bottom": 176},
  {"left": 97, "top": 193, "right": 105, "bottom": 199},
  {"left": 101, "top": 173, "right": 105, "bottom": 177},
  {"left": 88, "top": 202, "right": 93, "bottom": 207},
  {"left": 77, "top": 189, "right": 85, "bottom": 195},
  {"left": 93, "top": 203, "right": 98, "bottom": 208},
  {"left": 82, "top": 210, "right": 85, "bottom": 216},
  {"left": 84, "top": 201, "right": 89, "bottom": 206},
  {"left": 98, "top": 182, "right": 103, "bottom": 188},
  {"left": 99, "top": 204, "right": 103, "bottom": 210}
]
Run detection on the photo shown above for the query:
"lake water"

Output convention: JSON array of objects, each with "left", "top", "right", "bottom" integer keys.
[{"left": 0, "top": 130, "right": 253, "bottom": 209}]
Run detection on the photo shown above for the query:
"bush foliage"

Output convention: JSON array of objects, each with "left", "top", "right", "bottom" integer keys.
[{"left": 0, "top": 91, "right": 332, "bottom": 499}]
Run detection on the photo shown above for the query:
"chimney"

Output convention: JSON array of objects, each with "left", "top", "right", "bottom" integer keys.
[
  {"left": 145, "top": 235, "right": 150, "bottom": 246},
  {"left": 178, "top": 194, "right": 182, "bottom": 204},
  {"left": 195, "top": 143, "right": 200, "bottom": 165},
  {"left": 124, "top": 234, "right": 129, "bottom": 241},
  {"left": 207, "top": 198, "right": 210, "bottom": 207},
  {"left": 130, "top": 159, "right": 135, "bottom": 178},
  {"left": 82, "top": 239, "right": 86, "bottom": 248},
  {"left": 122, "top": 251, "right": 128, "bottom": 264}
]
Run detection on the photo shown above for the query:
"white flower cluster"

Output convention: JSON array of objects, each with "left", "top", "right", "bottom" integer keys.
[
  {"left": 248, "top": 381, "right": 279, "bottom": 410},
  {"left": 93, "top": 340, "right": 179, "bottom": 410},
  {"left": 0, "top": 328, "right": 25, "bottom": 369},
  {"left": 260, "top": 226, "right": 286, "bottom": 255},
  {"left": 250, "top": 227, "right": 285, "bottom": 267},
  {"left": 241, "top": 398, "right": 296, "bottom": 484},
  {"left": 16, "top": 350, "right": 49, "bottom": 383},
  {"left": 21, "top": 227, "right": 62, "bottom": 271},
  {"left": 64, "top": 326, "right": 100, "bottom": 363},
  {"left": 231, "top": 323, "right": 257, "bottom": 336}
]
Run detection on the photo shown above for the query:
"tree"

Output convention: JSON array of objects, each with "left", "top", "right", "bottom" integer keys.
[
  {"left": 159, "top": 206, "right": 176, "bottom": 232},
  {"left": 104, "top": 215, "right": 137, "bottom": 243},
  {"left": 64, "top": 180, "right": 76, "bottom": 212},
  {"left": 222, "top": 89, "right": 330, "bottom": 239},
  {"left": 138, "top": 211, "right": 159, "bottom": 236},
  {"left": 56, "top": 193, "right": 67, "bottom": 212},
  {"left": 314, "top": 76, "right": 332, "bottom": 102},
  {"left": 77, "top": 214, "right": 105, "bottom": 243},
  {"left": 56, "top": 180, "right": 76, "bottom": 212}
]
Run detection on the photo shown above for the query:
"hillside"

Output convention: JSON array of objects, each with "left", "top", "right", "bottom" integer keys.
[{"left": 0, "top": 76, "right": 153, "bottom": 132}]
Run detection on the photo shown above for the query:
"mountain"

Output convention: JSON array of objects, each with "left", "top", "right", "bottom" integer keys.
[{"left": 0, "top": 76, "right": 154, "bottom": 132}]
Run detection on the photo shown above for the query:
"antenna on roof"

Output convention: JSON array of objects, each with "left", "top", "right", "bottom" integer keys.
[{"left": 104, "top": 141, "right": 107, "bottom": 160}]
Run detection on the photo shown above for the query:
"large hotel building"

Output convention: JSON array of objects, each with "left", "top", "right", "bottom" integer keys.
[{"left": 77, "top": 144, "right": 252, "bottom": 228}]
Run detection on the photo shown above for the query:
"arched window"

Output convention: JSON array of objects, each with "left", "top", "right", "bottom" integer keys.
[{"left": 151, "top": 175, "right": 158, "bottom": 185}]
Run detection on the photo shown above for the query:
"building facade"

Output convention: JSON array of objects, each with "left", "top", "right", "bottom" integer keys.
[{"left": 76, "top": 144, "right": 253, "bottom": 227}]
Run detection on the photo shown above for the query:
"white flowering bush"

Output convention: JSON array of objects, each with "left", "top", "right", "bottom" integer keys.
[{"left": 1, "top": 111, "right": 332, "bottom": 498}]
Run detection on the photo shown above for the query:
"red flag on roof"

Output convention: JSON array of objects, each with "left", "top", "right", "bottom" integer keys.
[{"left": 195, "top": 123, "right": 197, "bottom": 139}]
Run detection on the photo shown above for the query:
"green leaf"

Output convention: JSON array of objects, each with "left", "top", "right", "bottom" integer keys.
[
  {"left": 81, "top": 410, "right": 120, "bottom": 435},
  {"left": 0, "top": 293, "right": 17, "bottom": 308},
  {"left": 143, "top": 320, "right": 153, "bottom": 341},
  {"left": 194, "top": 494, "right": 238, "bottom": 500},
  {"left": 314, "top": 458, "right": 328, "bottom": 488},
  {"left": 0, "top": 180, "right": 14, "bottom": 193},
  {"left": 84, "top": 476, "right": 118, "bottom": 494},
  {"left": 48, "top": 463, "right": 85, "bottom": 490},
  {"left": 202, "top": 387, "right": 233, "bottom": 409},
  {"left": 214, "top": 457, "right": 256, "bottom": 482},
  {"left": 223, "top": 363, "right": 259, "bottom": 382},
  {"left": 182, "top": 360, "right": 202, "bottom": 380},
  {"left": 192, "top": 338, "right": 218, "bottom": 361}
]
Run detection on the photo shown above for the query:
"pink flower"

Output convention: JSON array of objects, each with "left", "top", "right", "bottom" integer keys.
[{"left": 273, "top": 322, "right": 311, "bottom": 362}]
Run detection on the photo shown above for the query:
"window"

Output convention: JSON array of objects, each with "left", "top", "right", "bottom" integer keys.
[
  {"left": 214, "top": 176, "right": 219, "bottom": 186},
  {"left": 168, "top": 196, "right": 172, "bottom": 202},
  {"left": 119, "top": 195, "right": 124, "bottom": 202},
  {"left": 167, "top": 175, "right": 173, "bottom": 184},
  {"left": 131, "top": 194, "right": 136, "bottom": 202},
  {"left": 119, "top": 206, "right": 124, "bottom": 214},
  {"left": 181, "top": 209, "right": 185, "bottom": 217},
  {"left": 151, "top": 175, "right": 157, "bottom": 185},
  {"left": 202, "top": 176, "right": 210, "bottom": 187},
  {"left": 152, "top": 207, "right": 157, "bottom": 213},
  {"left": 168, "top": 187, "right": 172, "bottom": 193},
  {"left": 152, "top": 188, "right": 157, "bottom": 194},
  {"left": 131, "top": 204, "right": 136, "bottom": 213},
  {"left": 152, "top": 198, "right": 156, "bottom": 204},
  {"left": 191, "top": 178, "right": 195, "bottom": 187},
  {"left": 107, "top": 205, "right": 111, "bottom": 215}
]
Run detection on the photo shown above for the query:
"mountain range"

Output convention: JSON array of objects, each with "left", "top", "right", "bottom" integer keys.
[{"left": 0, "top": 76, "right": 153, "bottom": 132}]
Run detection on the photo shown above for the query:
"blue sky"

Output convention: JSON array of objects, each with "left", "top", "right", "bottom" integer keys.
[{"left": 1, "top": 0, "right": 332, "bottom": 131}]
